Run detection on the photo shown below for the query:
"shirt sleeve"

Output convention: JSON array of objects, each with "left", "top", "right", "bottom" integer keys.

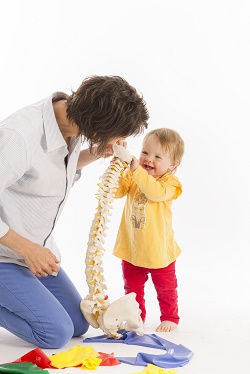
[
  {"left": 132, "top": 166, "right": 182, "bottom": 202},
  {"left": 0, "top": 128, "right": 28, "bottom": 237},
  {"left": 114, "top": 169, "right": 132, "bottom": 198}
]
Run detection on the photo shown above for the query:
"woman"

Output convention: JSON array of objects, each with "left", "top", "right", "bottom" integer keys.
[{"left": 0, "top": 75, "right": 149, "bottom": 348}]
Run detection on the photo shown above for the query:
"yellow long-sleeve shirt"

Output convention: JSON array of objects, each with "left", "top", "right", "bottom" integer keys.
[{"left": 113, "top": 166, "right": 182, "bottom": 269}]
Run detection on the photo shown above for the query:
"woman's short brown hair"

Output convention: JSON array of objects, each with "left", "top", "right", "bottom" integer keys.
[{"left": 66, "top": 75, "right": 149, "bottom": 156}]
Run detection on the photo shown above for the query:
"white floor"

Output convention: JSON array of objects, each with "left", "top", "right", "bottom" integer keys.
[{"left": 0, "top": 292, "right": 249, "bottom": 374}]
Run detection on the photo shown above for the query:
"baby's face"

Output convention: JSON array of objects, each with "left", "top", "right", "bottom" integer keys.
[{"left": 139, "top": 135, "right": 173, "bottom": 177}]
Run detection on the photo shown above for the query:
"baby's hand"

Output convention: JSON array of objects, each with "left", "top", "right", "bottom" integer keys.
[{"left": 130, "top": 156, "right": 139, "bottom": 172}]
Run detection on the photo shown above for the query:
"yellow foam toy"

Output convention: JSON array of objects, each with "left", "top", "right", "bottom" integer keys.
[
  {"left": 133, "top": 364, "right": 178, "bottom": 374},
  {"left": 49, "top": 345, "right": 102, "bottom": 370}
]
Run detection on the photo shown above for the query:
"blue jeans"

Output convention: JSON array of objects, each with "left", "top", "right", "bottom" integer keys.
[{"left": 0, "top": 263, "right": 89, "bottom": 348}]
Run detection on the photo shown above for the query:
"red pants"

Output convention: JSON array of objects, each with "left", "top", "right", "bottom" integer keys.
[{"left": 122, "top": 260, "right": 179, "bottom": 324}]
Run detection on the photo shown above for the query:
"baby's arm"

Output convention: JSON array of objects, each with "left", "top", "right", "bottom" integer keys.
[
  {"left": 130, "top": 156, "right": 140, "bottom": 173},
  {"left": 132, "top": 167, "right": 182, "bottom": 202}
]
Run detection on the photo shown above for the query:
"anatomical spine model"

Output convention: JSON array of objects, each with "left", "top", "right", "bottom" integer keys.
[{"left": 80, "top": 144, "right": 144, "bottom": 338}]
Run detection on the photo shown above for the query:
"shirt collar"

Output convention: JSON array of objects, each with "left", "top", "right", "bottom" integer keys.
[{"left": 42, "top": 93, "right": 67, "bottom": 153}]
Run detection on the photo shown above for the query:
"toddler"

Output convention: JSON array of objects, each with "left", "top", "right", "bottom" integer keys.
[{"left": 113, "top": 128, "right": 184, "bottom": 332}]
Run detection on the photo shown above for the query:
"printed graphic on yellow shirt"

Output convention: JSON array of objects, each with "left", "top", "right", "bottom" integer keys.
[{"left": 131, "top": 190, "right": 148, "bottom": 230}]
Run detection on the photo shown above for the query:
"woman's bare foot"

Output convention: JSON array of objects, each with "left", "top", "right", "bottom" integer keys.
[{"left": 156, "top": 321, "right": 177, "bottom": 332}]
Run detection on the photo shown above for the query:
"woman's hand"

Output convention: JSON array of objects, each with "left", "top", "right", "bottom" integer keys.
[
  {"left": 116, "top": 139, "right": 127, "bottom": 148},
  {"left": 103, "top": 139, "right": 127, "bottom": 158},
  {"left": 0, "top": 229, "right": 60, "bottom": 277},
  {"left": 103, "top": 143, "right": 115, "bottom": 158},
  {"left": 22, "top": 244, "right": 60, "bottom": 277}
]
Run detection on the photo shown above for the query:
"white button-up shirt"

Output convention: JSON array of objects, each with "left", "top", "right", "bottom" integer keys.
[{"left": 0, "top": 93, "right": 81, "bottom": 267}]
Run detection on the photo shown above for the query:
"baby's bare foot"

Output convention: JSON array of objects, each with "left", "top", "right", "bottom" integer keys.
[{"left": 156, "top": 321, "right": 177, "bottom": 332}]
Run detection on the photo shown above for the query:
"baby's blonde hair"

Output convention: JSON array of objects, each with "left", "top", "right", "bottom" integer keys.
[{"left": 144, "top": 128, "right": 184, "bottom": 169}]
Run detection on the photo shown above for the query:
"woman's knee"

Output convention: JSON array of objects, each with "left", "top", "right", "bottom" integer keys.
[
  {"left": 37, "top": 315, "right": 74, "bottom": 349},
  {"left": 72, "top": 314, "right": 89, "bottom": 337}
]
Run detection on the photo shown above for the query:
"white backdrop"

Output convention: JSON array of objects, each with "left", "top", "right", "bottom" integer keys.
[{"left": 1, "top": 0, "right": 250, "bottom": 330}]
